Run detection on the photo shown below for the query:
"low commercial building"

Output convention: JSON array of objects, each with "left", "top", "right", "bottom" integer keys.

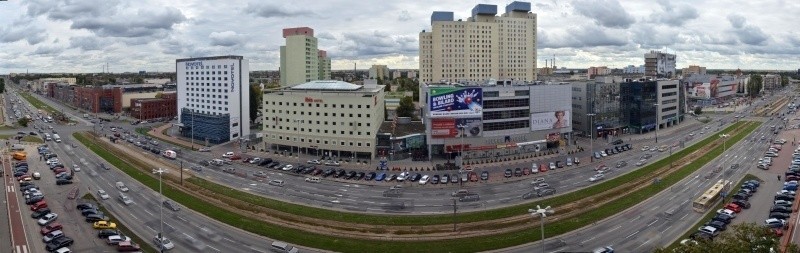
[
  {"left": 619, "top": 79, "right": 686, "bottom": 134},
  {"left": 47, "top": 83, "right": 123, "bottom": 113},
  {"left": 682, "top": 74, "right": 747, "bottom": 106},
  {"left": 419, "top": 80, "right": 573, "bottom": 160},
  {"left": 130, "top": 93, "right": 177, "bottom": 120},
  {"left": 262, "top": 80, "right": 385, "bottom": 159}
]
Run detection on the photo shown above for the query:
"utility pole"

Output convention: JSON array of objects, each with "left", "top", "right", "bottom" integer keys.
[{"left": 452, "top": 198, "right": 458, "bottom": 232}]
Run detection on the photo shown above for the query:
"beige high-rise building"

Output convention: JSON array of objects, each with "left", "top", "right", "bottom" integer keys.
[
  {"left": 280, "top": 27, "right": 331, "bottom": 87},
  {"left": 419, "top": 1, "right": 537, "bottom": 83},
  {"left": 368, "top": 65, "right": 390, "bottom": 79}
]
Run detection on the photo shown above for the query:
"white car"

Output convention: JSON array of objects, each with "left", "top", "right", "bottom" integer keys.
[
  {"left": 589, "top": 174, "right": 605, "bottom": 182},
  {"left": 419, "top": 175, "right": 430, "bottom": 185},
  {"left": 397, "top": 172, "right": 408, "bottom": 182},
  {"left": 153, "top": 236, "right": 175, "bottom": 250},
  {"left": 282, "top": 164, "right": 294, "bottom": 171},
  {"left": 716, "top": 208, "right": 737, "bottom": 218},
  {"left": 222, "top": 152, "right": 234, "bottom": 158},
  {"left": 249, "top": 158, "right": 261, "bottom": 164},
  {"left": 37, "top": 213, "right": 58, "bottom": 225},
  {"left": 635, "top": 159, "right": 647, "bottom": 166},
  {"left": 641, "top": 146, "right": 650, "bottom": 151},
  {"left": 775, "top": 200, "right": 793, "bottom": 206},
  {"left": 307, "top": 160, "right": 321, "bottom": 165},
  {"left": 198, "top": 147, "right": 211, "bottom": 152},
  {"left": 72, "top": 165, "right": 80, "bottom": 172},
  {"left": 600, "top": 151, "right": 608, "bottom": 157},
  {"left": 98, "top": 189, "right": 110, "bottom": 200}
]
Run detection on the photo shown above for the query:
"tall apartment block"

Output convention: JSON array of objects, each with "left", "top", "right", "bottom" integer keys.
[
  {"left": 280, "top": 27, "right": 331, "bottom": 87},
  {"left": 419, "top": 1, "right": 537, "bottom": 83},
  {"left": 644, "top": 50, "right": 676, "bottom": 78},
  {"left": 176, "top": 55, "right": 250, "bottom": 145}
]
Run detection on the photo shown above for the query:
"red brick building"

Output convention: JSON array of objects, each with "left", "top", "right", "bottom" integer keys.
[
  {"left": 130, "top": 93, "right": 177, "bottom": 120},
  {"left": 47, "top": 83, "right": 123, "bottom": 113}
]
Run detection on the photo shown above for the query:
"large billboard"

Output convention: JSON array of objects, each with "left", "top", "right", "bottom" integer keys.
[
  {"left": 428, "top": 87, "right": 483, "bottom": 118},
  {"left": 431, "top": 118, "right": 483, "bottom": 139},
  {"left": 530, "top": 111, "right": 571, "bottom": 131}
]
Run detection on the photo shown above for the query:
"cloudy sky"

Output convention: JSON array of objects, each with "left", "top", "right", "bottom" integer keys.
[{"left": 1, "top": 0, "right": 798, "bottom": 74}]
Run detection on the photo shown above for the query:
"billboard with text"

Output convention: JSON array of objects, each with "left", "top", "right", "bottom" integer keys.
[
  {"left": 428, "top": 87, "right": 483, "bottom": 118},
  {"left": 431, "top": 118, "right": 483, "bottom": 139},
  {"left": 530, "top": 111, "right": 571, "bottom": 131}
]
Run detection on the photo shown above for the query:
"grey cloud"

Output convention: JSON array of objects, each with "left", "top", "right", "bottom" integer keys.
[
  {"left": 737, "top": 25, "right": 768, "bottom": 45},
  {"left": 649, "top": 0, "right": 699, "bottom": 27},
  {"left": 727, "top": 14, "right": 746, "bottom": 29},
  {"left": 334, "top": 31, "right": 417, "bottom": 57},
  {"left": 209, "top": 31, "right": 243, "bottom": 47},
  {"left": 539, "top": 25, "right": 628, "bottom": 48},
  {"left": 0, "top": 24, "right": 47, "bottom": 45},
  {"left": 631, "top": 25, "right": 679, "bottom": 47},
  {"left": 31, "top": 45, "right": 64, "bottom": 56},
  {"left": 244, "top": 3, "right": 316, "bottom": 19},
  {"left": 26, "top": 0, "right": 121, "bottom": 20},
  {"left": 69, "top": 36, "right": 105, "bottom": 51},
  {"left": 398, "top": 10, "right": 411, "bottom": 21},
  {"left": 317, "top": 32, "right": 336, "bottom": 40},
  {"left": 572, "top": 0, "right": 635, "bottom": 29},
  {"left": 70, "top": 7, "right": 185, "bottom": 38}
]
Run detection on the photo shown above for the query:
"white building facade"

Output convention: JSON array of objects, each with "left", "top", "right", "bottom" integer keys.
[
  {"left": 176, "top": 55, "right": 250, "bottom": 145},
  {"left": 419, "top": 1, "right": 538, "bottom": 84},
  {"left": 262, "top": 80, "right": 385, "bottom": 159}
]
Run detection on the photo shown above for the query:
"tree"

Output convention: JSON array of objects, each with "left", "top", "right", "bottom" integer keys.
[
  {"left": 781, "top": 75, "right": 789, "bottom": 87},
  {"left": 249, "top": 84, "right": 263, "bottom": 123},
  {"left": 17, "top": 118, "right": 29, "bottom": 127},
  {"left": 0, "top": 77, "right": 5, "bottom": 93},
  {"left": 747, "top": 74, "right": 763, "bottom": 98},
  {"left": 653, "top": 223, "right": 799, "bottom": 253},
  {"left": 396, "top": 96, "right": 415, "bottom": 118},
  {"left": 693, "top": 106, "right": 702, "bottom": 115}
]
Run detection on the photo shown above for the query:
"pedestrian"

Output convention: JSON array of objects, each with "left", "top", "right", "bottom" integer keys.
[{"left": 779, "top": 175, "right": 782, "bottom": 181}]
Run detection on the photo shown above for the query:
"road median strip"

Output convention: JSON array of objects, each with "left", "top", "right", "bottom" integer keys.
[{"left": 72, "top": 121, "right": 760, "bottom": 252}]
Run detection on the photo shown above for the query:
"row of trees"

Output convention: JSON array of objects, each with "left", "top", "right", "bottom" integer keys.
[{"left": 746, "top": 74, "right": 764, "bottom": 98}]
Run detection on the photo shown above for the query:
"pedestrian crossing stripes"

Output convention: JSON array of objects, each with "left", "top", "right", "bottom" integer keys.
[
  {"left": 15, "top": 245, "right": 28, "bottom": 253},
  {"left": 6, "top": 185, "right": 13, "bottom": 192}
]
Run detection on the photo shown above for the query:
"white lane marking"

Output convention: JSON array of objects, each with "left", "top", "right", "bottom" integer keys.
[
  {"left": 608, "top": 225, "right": 622, "bottom": 232},
  {"left": 207, "top": 246, "right": 221, "bottom": 252},
  {"left": 580, "top": 236, "right": 596, "bottom": 244},
  {"left": 647, "top": 218, "right": 659, "bottom": 227},
  {"left": 625, "top": 230, "right": 640, "bottom": 239}
]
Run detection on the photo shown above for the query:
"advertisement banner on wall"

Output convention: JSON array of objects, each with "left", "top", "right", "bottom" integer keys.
[
  {"left": 428, "top": 87, "right": 483, "bottom": 118},
  {"left": 530, "top": 111, "right": 571, "bottom": 131},
  {"left": 431, "top": 118, "right": 483, "bottom": 139}
]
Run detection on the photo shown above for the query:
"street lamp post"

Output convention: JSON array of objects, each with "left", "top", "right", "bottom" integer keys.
[
  {"left": 153, "top": 168, "right": 167, "bottom": 253},
  {"left": 587, "top": 113, "right": 596, "bottom": 162},
  {"left": 654, "top": 103, "right": 660, "bottom": 143},
  {"left": 529, "top": 205, "right": 554, "bottom": 253}
]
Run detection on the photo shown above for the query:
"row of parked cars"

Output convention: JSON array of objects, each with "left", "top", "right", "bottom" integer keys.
[
  {"left": 594, "top": 144, "right": 633, "bottom": 160},
  {"left": 15, "top": 155, "right": 74, "bottom": 253},
  {"left": 686, "top": 179, "right": 762, "bottom": 244},
  {"left": 39, "top": 145, "right": 76, "bottom": 185}
]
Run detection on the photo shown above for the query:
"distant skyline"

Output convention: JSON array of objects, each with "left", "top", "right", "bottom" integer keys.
[{"left": 1, "top": 0, "right": 799, "bottom": 74}]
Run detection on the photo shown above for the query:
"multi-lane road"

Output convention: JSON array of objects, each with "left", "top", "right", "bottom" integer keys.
[{"left": 9, "top": 82, "right": 794, "bottom": 252}]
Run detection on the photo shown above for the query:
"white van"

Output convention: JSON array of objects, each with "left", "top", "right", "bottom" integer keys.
[
  {"left": 270, "top": 241, "right": 299, "bottom": 253},
  {"left": 304, "top": 177, "right": 320, "bottom": 183},
  {"left": 53, "top": 134, "right": 61, "bottom": 143},
  {"left": 268, "top": 180, "right": 285, "bottom": 187}
]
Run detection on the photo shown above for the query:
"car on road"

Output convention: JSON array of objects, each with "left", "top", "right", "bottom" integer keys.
[
  {"left": 154, "top": 236, "right": 175, "bottom": 250},
  {"left": 514, "top": 168, "right": 523, "bottom": 177},
  {"left": 419, "top": 175, "right": 430, "bottom": 185},
  {"left": 592, "top": 246, "right": 615, "bottom": 253},
  {"left": 589, "top": 174, "right": 605, "bottom": 182},
  {"left": 641, "top": 146, "right": 650, "bottom": 151},
  {"left": 615, "top": 161, "right": 627, "bottom": 168},
  {"left": 106, "top": 235, "right": 131, "bottom": 245},
  {"left": 481, "top": 171, "right": 489, "bottom": 181},
  {"left": 635, "top": 159, "right": 647, "bottom": 166},
  {"left": 504, "top": 169, "right": 512, "bottom": 178},
  {"left": 163, "top": 200, "right": 180, "bottom": 211},
  {"left": 98, "top": 229, "right": 122, "bottom": 238}
]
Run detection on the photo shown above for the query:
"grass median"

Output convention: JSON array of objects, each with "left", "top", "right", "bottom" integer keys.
[
  {"left": 135, "top": 127, "right": 195, "bottom": 151},
  {"left": 73, "top": 121, "right": 759, "bottom": 252},
  {"left": 20, "top": 92, "right": 58, "bottom": 114},
  {"left": 80, "top": 193, "right": 158, "bottom": 253}
]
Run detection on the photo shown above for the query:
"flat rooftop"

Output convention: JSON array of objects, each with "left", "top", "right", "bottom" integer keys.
[{"left": 379, "top": 121, "right": 425, "bottom": 137}]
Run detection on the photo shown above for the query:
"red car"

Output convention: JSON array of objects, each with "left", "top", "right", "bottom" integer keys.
[
  {"left": 40, "top": 222, "right": 63, "bottom": 235},
  {"left": 724, "top": 203, "right": 742, "bottom": 213},
  {"left": 16, "top": 174, "right": 30, "bottom": 181},
  {"left": 539, "top": 163, "right": 549, "bottom": 173},
  {"left": 229, "top": 155, "right": 241, "bottom": 160},
  {"left": 53, "top": 168, "right": 68, "bottom": 174},
  {"left": 594, "top": 164, "right": 608, "bottom": 171}
]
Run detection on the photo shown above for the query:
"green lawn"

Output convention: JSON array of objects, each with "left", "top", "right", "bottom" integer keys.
[
  {"left": 20, "top": 92, "right": 58, "bottom": 114},
  {"left": 135, "top": 127, "right": 195, "bottom": 151},
  {"left": 72, "top": 121, "right": 760, "bottom": 252},
  {"left": 21, "top": 135, "right": 43, "bottom": 143}
]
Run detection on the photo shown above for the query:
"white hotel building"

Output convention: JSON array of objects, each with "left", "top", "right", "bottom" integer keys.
[
  {"left": 176, "top": 55, "right": 250, "bottom": 144},
  {"left": 262, "top": 80, "right": 385, "bottom": 159}
]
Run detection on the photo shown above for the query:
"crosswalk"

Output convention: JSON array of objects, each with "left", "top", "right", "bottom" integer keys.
[
  {"left": 14, "top": 245, "right": 28, "bottom": 253},
  {"left": 6, "top": 185, "right": 13, "bottom": 192}
]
